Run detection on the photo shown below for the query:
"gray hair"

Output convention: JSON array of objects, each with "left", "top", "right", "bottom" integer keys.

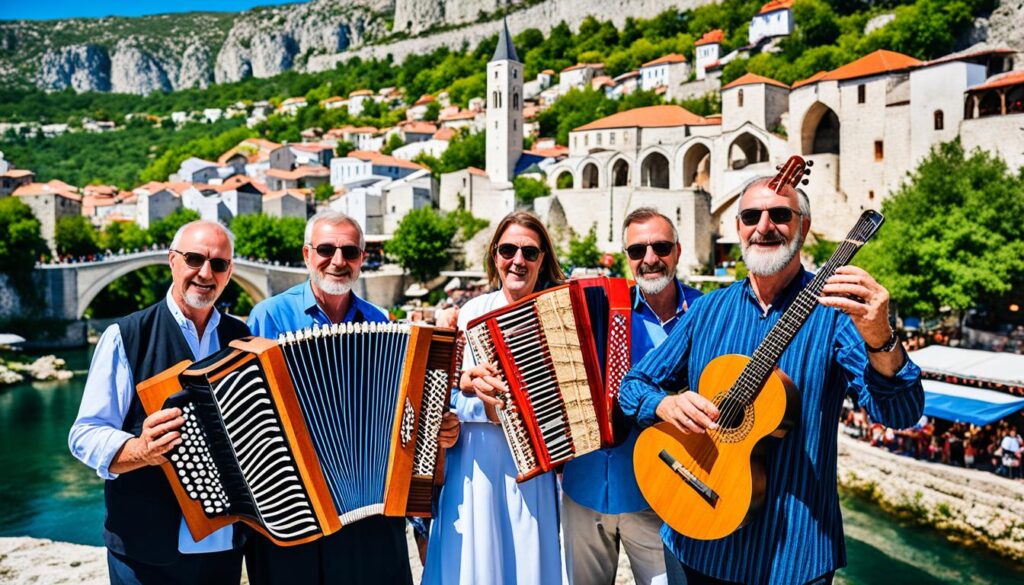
[
  {"left": 170, "top": 220, "right": 235, "bottom": 255},
  {"left": 738, "top": 176, "right": 811, "bottom": 217},
  {"left": 304, "top": 210, "right": 365, "bottom": 248},
  {"left": 621, "top": 207, "right": 679, "bottom": 243}
]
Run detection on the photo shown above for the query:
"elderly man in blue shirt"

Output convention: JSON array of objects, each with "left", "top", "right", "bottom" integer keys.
[
  {"left": 562, "top": 207, "right": 702, "bottom": 585},
  {"left": 620, "top": 178, "right": 924, "bottom": 584},
  {"left": 69, "top": 220, "right": 249, "bottom": 585},
  {"left": 243, "top": 210, "right": 460, "bottom": 585}
]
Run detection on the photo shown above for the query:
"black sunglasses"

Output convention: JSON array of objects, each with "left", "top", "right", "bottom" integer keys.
[
  {"left": 737, "top": 207, "right": 803, "bottom": 227},
  {"left": 495, "top": 243, "right": 542, "bottom": 262},
  {"left": 313, "top": 244, "right": 363, "bottom": 260},
  {"left": 171, "top": 249, "right": 231, "bottom": 273},
  {"left": 625, "top": 241, "right": 676, "bottom": 261}
]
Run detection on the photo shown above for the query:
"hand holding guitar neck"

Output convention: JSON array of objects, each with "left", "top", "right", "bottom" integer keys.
[{"left": 819, "top": 265, "right": 905, "bottom": 376}]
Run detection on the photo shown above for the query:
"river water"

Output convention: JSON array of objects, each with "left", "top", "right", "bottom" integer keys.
[{"left": 1, "top": 348, "right": 1021, "bottom": 584}]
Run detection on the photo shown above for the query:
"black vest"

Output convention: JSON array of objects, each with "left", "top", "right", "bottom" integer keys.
[{"left": 103, "top": 300, "right": 250, "bottom": 565}]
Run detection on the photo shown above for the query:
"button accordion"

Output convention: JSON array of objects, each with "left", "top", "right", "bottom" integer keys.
[
  {"left": 136, "top": 322, "right": 458, "bottom": 547},
  {"left": 465, "top": 277, "right": 632, "bottom": 481}
]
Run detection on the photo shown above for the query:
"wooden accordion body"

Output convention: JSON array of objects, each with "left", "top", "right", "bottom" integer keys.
[
  {"left": 136, "top": 322, "right": 458, "bottom": 547},
  {"left": 465, "top": 276, "right": 632, "bottom": 481}
]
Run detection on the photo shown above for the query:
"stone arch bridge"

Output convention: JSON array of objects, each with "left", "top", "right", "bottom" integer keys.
[{"left": 36, "top": 250, "right": 407, "bottom": 320}]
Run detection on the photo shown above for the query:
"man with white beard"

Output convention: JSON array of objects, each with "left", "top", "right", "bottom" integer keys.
[
  {"left": 620, "top": 178, "right": 922, "bottom": 584},
  {"left": 70, "top": 220, "right": 248, "bottom": 584},
  {"left": 244, "top": 210, "right": 460, "bottom": 584},
  {"left": 562, "top": 207, "right": 702, "bottom": 585}
]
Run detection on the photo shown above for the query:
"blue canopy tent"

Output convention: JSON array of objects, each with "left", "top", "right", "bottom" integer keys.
[
  {"left": 910, "top": 346, "right": 1024, "bottom": 426},
  {"left": 922, "top": 380, "right": 1024, "bottom": 426}
]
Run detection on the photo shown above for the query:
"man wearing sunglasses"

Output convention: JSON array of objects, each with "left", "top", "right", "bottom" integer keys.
[
  {"left": 562, "top": 207, "right": 702, "bottom": 585},
  {"left": 244, "top": 210, "right": 459, "bottom": 584},
  {"left": 620, "top": 178, "right": 922, "bottom": 585},
  {"left": 70, "top": 221, "right": 249, "bottom": 585}
]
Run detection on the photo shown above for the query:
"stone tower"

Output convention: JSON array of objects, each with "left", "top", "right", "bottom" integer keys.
[{"left": 486, "top": 18, "right": 523, "bottom": 185}]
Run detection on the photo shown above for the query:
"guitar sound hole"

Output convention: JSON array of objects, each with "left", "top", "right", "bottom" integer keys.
[{"left": 715, "top": 397, "right": 746, "bottom": 431}]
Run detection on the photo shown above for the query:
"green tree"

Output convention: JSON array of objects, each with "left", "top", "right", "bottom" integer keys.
[
  {"left": 386, "top": 207, "right": 458, "bottom": 283},
  {"left": 563, "top": 226, "right": 602, "bottom": 270},
  {"left": 0, "top": 198, "right": 49, "bottom": 299},
  {"left": 436, "top": 130, "right": 486, "bottom": 174},
  {"left": 314, "top": 183, "right": 335, "bottom": 202},
  {"left": 148, "top": 208, "right": 201, "bottom": 246},
  {"left": 513, "top": 176, "right": 551, "bottom": 207},
  {"left": 423, "top": 102, "right": 441, "bottom": 122},
  {"left": 335, "top": 141, "right": 356, "bottom": 157},
  {"left": 381, "top": 133, "right": 405, "bottom": 155},
  {"left": 55, "top": 215, "right": 100, "bottom": 257},
  {"left": 857, "top": 141, "right": 1024, "bottom": 318},
  {"left": 230, "top": 214, "right": 306, "bottom": 264},
  {"left": 99, "top": 221, "right": 153, "bottom": 251}
]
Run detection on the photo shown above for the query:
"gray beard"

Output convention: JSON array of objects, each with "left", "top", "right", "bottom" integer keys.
[
  {"left": 637, "top": 273, "right": 674, "bottom": 296},
  {"left": 742, "top": 228, "right": 803, "bottom": 277},
  {"left": 183, "top": 291, "right": 216, "bottom": 309},
  {"left": 311, "top": 269, "right": 353, "bottom": 296}
]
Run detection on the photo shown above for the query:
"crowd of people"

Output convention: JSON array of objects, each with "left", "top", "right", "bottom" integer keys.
[{"left": 841, "top": 405, "right": 1023, "bottom": 480}]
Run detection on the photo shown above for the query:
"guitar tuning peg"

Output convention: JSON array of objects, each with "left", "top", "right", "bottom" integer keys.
[
  {"left": 806, "top": 160, "right": 814, "bottom": 167},
  {"left": 804, "top": 169, "right": 811, "bottom": 175},
  {"left": 775, "top": 165, "right": 781, "bottom": 170},
  {"left": 802, "top": 179, "right": 809, "bottom": 185}
]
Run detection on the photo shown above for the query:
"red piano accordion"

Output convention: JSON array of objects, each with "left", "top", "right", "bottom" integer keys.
[
  {"left": 464, "top": 276, "right": 632, "bottom": 481},
  {"left": 136, "top": 323, "right": 458, "bottom": 547}
]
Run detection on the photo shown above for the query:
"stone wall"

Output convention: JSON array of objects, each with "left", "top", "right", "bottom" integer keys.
[{"left": 836, "top": 434, "right": 1024, "bottom": 561}]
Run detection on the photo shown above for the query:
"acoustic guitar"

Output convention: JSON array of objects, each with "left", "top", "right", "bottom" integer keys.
[{"left": 633, "top": 156, "right": 886, "bottom": 540}]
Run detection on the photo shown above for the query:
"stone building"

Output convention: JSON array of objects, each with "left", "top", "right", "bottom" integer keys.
[{"left": 13, "top": 180, "right": 83, "bottom": 253}]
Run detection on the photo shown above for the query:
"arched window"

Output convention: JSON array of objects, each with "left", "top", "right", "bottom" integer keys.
[
  {"left": 640, "top": 152, "right": 670, "bottom": 188},
  {"left": 933, "top": 110, "right": 944, "bottom": 130},
  {"left": 738, "top": 89, "right": 744, "bottom": 108},
  {"left": 556, "top": 171, "right": 574, "bottom": 190},
  {"left": 513, "top": 93, "right": 519, "bottom": 110},
  {"left": 611, "top": 159, "right": 630, "bottom": 186},
  {"left": 581, "top": 163, "right": 599, "bottom": 189}
]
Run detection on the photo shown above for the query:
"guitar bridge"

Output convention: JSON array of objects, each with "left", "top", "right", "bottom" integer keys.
[{"left": 659, "top": 449, "right": 719, "bottom": 506}]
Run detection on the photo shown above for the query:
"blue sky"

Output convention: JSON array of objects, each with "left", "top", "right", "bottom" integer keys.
[{"left": 0, "top": 1, "right": 310, "bottom": 21}]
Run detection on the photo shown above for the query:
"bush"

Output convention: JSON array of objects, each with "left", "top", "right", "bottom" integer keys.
[
  {"left": 386, "top": 207, "right": 459, "bottom": 283},
  {"left": 55, "top": 216, "right": 99, "bottom": 257}
]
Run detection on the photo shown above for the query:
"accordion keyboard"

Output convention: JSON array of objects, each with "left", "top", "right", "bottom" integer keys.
[
  {"left": 494, "top": 302, "right": 574, "bottom": 462},
  {"left": 466, "top": 322, "right": 538, "bottom": 474},
  {"left": 209, "top": 362, "right": 320, "bottom": 542}
]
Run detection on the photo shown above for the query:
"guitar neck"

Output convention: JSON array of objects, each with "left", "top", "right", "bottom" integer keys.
[{"left": 731, "top": 210, "right": 884, "bottom": 403}]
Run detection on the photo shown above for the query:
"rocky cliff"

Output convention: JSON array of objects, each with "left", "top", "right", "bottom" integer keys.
[{"left": 2, "top": 0, "right": 1022, "bottom": 96}]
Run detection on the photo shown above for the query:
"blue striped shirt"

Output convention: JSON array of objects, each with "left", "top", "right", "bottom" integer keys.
[{"left": 619, "top": 270, "right": 923, "bottom": 584}]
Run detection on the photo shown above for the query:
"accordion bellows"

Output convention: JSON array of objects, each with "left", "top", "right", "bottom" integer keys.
[
  {"left": 466, "top": 277, "right": 632, "bottom": 481},
  {"left": 137, "top": 322, "right": 458, "bottom": 547}
]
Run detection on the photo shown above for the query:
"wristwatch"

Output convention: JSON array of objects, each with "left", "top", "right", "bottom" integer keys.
[{"left": 866, "top": 330, "right": 899, "bottom": 353}]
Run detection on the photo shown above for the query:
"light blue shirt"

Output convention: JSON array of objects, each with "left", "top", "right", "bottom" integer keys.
[
  {"left": 68, "top": 290, "right": 234, "bottom": 554},
  {"left": 247, "top": 281, "right": 388, "bottom": 338},
  {"left": 561, "top": 280, "right": 703, "bottom": 514}
]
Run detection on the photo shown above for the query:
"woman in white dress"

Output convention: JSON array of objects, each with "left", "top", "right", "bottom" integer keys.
[{"left": 423, "top": 212, "right": 567, "bottom": 585}]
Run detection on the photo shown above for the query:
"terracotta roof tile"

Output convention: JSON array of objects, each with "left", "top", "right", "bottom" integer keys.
[
  {"left": 575, "top": 105, "right": 718, "bottom": 131},
  {"left": 14, "top": 180, "right": 82, "bottom": 201},
  {"left": 968, "top": 69, "right": 1024, "bottom": 92},
  {"left": 347, "top": 151, "right": 427, "bottom": 171},
  {"left": 266, "top": 166, "right": 330, "bottom": 181},
  {"left": 758, "top": 0, "right": 792, "bottom": 15},
  {"left": 467, "top": 167, "right": 488, "bottom": 177},
  {"left": 264, "top": 188, "right": 311, "bottom": 201},
  {"left": 1, "top": 169, "right": 34, "bottom": 178},
  {"left": 695, "top": 29, "right": 725, "bottom": 47},
  {"left": 722, "top": 72, "right": 789, "bottom": 90},
  {"left": 642, "top": 53, "right": 687, "bottom": 68},
  {"left": 433, "top": 127, "right": 456, "bottom": 141},
  {"left": 791, "top": 70, "right": 829, "bottom": 89},
  {"left": 413, "top": 94, "right": 435, "bottom": 106}
]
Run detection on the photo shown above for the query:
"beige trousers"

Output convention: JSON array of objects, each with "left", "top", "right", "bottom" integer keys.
[{"left": 562, "top": 492, "right": 668, "bottom": 585}]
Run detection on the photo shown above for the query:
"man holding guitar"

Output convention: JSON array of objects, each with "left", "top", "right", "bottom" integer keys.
[{"left": 620, "top": 168, "right": 924, "bottom": 584}]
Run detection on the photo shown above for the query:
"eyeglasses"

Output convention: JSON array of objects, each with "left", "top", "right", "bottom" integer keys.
[
  {"left": 171, "top": 250, "right": 231, "bottom": 273},
  {"left": 312, "top": 244, "right": 363, "bottom": 260},
  {"left": 737, "top": 207, "right": 803, "bottom": 227},
  {"left": 495, "top": 243, "right": 542, "bottom": 262},
  {"left": 624, "top": 241, "right": 676, "bottom": 261}
]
